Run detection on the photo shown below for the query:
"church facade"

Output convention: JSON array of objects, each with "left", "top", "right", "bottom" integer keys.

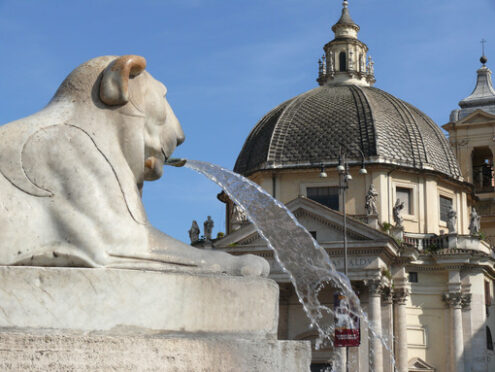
[{"left": 211, "top": 2, "right": 495, "bottom": 371}]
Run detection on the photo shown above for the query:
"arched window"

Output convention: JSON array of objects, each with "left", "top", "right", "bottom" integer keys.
[
  {"left": 359, "top": 53, "right": 363, "bottom": 72},
  {"left": 472, "top": 146, "right": 494, "bottom": 193},
  {"left": 339, "top": 52, "right": 347, "bottom": 72},
  {"left": 487, "top": 326, "right": 494, "bottom": 350}
]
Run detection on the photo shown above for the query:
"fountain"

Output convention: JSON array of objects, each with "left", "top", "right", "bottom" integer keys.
[
  {"left": 0, "top": 55, "right": 310, "bottom": 371},
  {"left": 182, "top": 159, "right": 396, "bottom": 371},
  {"left": 0, "top": 53, "right": 391, "bottom": 371}
]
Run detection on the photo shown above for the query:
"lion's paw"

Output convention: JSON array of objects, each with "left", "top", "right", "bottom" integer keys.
[{"left": 236, "top": 254, "right": 270, "bottom": 277}]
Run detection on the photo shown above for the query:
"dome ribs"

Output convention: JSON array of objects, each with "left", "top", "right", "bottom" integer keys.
[
  {"left": 407, "top": 106, "right": 462, "bottom": 179},
  {"left": 374, "top": 89, "right": 428, "bottom": 167},
  {"left": 234, "top": 99, "right": 294, "bottom": 174},
  {"left": 267, "top": 90, "right": 317, "bottom": 165},
  {"left": 271, "top": 86, "right": 363, "bottom": 166},
  {"left": 364, "top": 88, "right": 415, "bottom": 164},
  {"left": 349, "top": 86, "right": 377, "bottom": 158},
  {"left": 234, "top": 85, "right": 462, "bottom": 180}
]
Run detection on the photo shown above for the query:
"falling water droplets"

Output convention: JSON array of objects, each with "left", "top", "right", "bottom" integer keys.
[{"left": 182, "top": 159, "right": 396, "bottom": 370}]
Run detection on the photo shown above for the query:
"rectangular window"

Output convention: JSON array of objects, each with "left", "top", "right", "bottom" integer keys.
[
  {"left": 486, "top": 281, "right": 492, "bottom": 306},
  {"left": 439, "top": 196, "right": 453, "bottom": 222},
  {"left": 396, "top": 187, "right": 412, "bottom": 214},
  {"left": 408, "top": 272, "right": 418, "bottom": 283},
  {"left": 307, "top": 186, "right": 339, "bottom": 210}
]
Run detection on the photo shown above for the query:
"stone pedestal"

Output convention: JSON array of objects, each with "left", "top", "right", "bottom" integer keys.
[
  {"left": 390, "top": 226, "right": 404, "bottom": 241},
  {"left": 0, "top": 266, "right": 310, "bottom": 371},
  {"left": 366, "top": 215, "right": 379, "bottom": 230}
]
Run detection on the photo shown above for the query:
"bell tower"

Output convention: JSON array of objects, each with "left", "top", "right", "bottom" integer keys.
[
  {"left": 443, "top": 49, "right": 495, "bottom": 246},
  {"left": 317, "top": 1, "right": 375, "bottom": 87}
]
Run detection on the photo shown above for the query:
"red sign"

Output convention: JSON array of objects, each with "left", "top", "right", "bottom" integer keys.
[{"left": 334, "top": 293, "right": 360, "bottom": 347}]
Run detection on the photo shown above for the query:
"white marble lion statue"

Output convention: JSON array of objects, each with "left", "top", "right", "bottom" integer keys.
[{"left": 0, "top": 55, "right": 269, "bottom": 277}]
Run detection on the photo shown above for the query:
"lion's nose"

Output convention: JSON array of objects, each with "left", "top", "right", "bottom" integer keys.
[{"left": 177, "top": 132, "right": 185, "bottom": 146}]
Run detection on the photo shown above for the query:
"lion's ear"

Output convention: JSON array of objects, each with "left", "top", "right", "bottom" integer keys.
[{"left": 100, "top": 55, "right": 147, "bottom": 106}]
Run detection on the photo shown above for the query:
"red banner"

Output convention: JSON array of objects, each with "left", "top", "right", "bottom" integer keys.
[{"left": 334, "top": 293, "right": 360, "bottom": 347}]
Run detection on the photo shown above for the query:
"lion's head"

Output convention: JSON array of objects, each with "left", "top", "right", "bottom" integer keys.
[{"left": 53, "top": 55, "right": 185, "bottom": 183}]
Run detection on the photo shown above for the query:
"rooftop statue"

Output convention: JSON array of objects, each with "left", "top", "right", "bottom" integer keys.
[
  {"left": 188, "top": 220, "right": 200, "bottom": 243},
  {"left": 469, "top": 208, "right": 481, "bottom": 235},
  {"left": 365, "top": 184, "right": 378, "bottom": 216},
  {"left": 393, "top": 199, "right": 405, "bottom": 228},
  {"left": 0, "top": 55, "right": 268, "bottom": 277},
  {"left": 447, "top": 207, "right": 457, "bottom": 234},
  {"left": 203, "top": 216, "right": 214, "bottom": 241}
]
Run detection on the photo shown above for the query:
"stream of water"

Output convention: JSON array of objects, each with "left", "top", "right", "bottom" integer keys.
[{"left": 180, "top": 159, "right": 394, "bottom": 371}]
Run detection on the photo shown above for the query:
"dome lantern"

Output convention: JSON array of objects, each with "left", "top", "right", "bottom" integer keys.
[
  {"left": 317, "top": 1, "right": 375, "bottom": 87},
  {"left": 234, "top": 1, "right": 462, "bottom": 183}
]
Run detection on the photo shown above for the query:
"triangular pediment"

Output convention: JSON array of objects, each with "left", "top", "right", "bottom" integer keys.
[
  {"left": 457, "top": 109, "right": 495, "bottom": 125},
  {"left": 215, "top": 196, "right": 393, "bottom": 248},
  {"left": 408, "top": 357, "right": 435, "bottom": 371}
]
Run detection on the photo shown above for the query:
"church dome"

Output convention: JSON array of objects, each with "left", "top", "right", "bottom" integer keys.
[
  {"left": 234, "top": 85, "right": 462, "bottom": 179},
  {"left": 234, "top": 2, "right": 461, "bottom": 181}
]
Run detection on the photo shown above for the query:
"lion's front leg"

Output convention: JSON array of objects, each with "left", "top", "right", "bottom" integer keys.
[{"left": 147, "top": 227, "right": 270, "bottom": 277}]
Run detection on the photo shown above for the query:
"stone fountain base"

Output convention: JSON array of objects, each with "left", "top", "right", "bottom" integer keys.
[
  {"left": 0, "top": 266, "right": 310, "bottom": 371},
  {"left": 0, "top": 332, "right": 310, "bottom": 371}
]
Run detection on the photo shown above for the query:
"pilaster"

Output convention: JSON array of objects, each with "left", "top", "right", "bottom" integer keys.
[
  {"left": 382, "top": 287, "right": 394, "bottom": 372},
  {"left": 393, "top": 287, "right": 410, "bottom": 372},
  {"left": 367, "top": 279, "right": 384, "bottom": 372},
  {"left": 443, "top": 287, "right": 465, "bottom": 372},
  {"left": 461, "top": 284, "right": 472, "bottom": 372}
]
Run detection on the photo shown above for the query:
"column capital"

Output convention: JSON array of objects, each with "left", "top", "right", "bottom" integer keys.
[
  {"left": 366, "top": 279, "right": 384, "bottom": 296},
  {"left": 393, "top": 287, "right": 410, "bottom": 305},
  {"left": 443, "top": 292, "right": 463, "bottom": 309},
  {"left": 461, "top": 293, "right": 472, "bottom": 310},
  {"left": 382, "top": 286, "right": 393, "bottom": 304}
]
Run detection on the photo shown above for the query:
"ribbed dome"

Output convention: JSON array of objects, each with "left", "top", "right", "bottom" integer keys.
[{"left": 234, "top": 85, "right": 462, "bottom": 179}]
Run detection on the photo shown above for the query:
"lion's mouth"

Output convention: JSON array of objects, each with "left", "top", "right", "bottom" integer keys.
[{"left": 161, "top": 148, "right": 168, "bottom": 163}]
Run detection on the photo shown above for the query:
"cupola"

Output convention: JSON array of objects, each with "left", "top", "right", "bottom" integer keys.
[{"left": 317, "top": 1, "right": 375, "bottom": 87}]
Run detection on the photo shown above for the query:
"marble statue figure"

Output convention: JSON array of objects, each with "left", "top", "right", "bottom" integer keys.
[
  {"left": 393, "top": 199, "right": 405, "bottom": 228},
  {"left": 447, "top": 207, "right": 457, "bottom": 234},
  {"left": 188, "top": 220, "right": 200, "bottom": 243},
  {"left": 0, "top": 55, "right": 268, "bottom": 277},
  {"left": 365, "top": 184, "right": 378, "bottom": 216},
  {"left": 204, "top": 216, "right": 214, "bottom": 240},
  {"left": 469, "top": 208, "right": 481, "bottom": 235},
  {"left": 231, "top": 204, "right": 247, "bottom": 231}
]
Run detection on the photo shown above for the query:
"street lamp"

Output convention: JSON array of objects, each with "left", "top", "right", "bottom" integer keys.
[
  {"left": 317, "top": 146, "right": 367, "bottom": 275},
  {"left": 319, "top": 164, "right": 328, "bottom": 178},
  {"left": 321, "top": 146, "right": 367, "bottom": 372}
]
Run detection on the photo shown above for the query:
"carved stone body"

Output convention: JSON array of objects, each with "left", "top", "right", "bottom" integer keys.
[
  {"left": 188, "top": 220, "right": 200, "bottom": 243},
  {"left": 469, "top": 208, "right": 481, "bottom": 235},
  {"left": 447, "top": 207, "right": 457, "bottom": 234},
  {"left": 204, "top": 216, "right": 214, "bottom": 240},
  {"left": 365, "top": 184, "right": 378, "bottom": 216},
  {"left": 393, "top": 199, "right": 405, "bottom": 228},
  {"left": 0, "top": 55, "right": 268, "bottom": 277}
]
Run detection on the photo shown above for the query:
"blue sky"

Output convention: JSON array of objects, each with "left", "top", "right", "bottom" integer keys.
[{"left": 0, "top": 0, "right": 494, "bottom": 243}]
